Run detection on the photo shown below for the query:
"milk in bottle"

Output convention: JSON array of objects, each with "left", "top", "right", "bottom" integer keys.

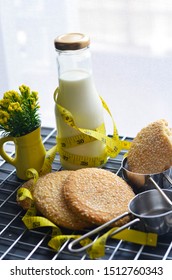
[{"left": 54, "top": 33, "right": 107, "bottom": 169}]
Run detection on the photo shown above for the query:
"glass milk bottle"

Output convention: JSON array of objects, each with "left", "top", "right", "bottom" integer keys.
[{"left": 54, "top": 33, "right": 107, "bottom": 169}]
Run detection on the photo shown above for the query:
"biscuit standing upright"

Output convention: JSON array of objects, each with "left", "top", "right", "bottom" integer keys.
[
  {"left": 127, "top": 119, "right": 172, "bottom": 174},
  {"left": 54, "top": 33, "right": 107, "bottom": 170}
]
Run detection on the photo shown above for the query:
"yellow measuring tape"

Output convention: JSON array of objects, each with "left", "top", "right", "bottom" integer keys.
[
  {"left": 87, "top": 226, "right": 157, "bottom": 259},
  {"left": 54, "top": 88, "right": 131, "bottom": 167},
  {"left": 39, "top": 145, "right": 58, "bottom": 175}
]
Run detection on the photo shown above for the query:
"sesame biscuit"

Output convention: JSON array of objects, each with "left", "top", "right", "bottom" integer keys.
[
  {"left": 63, "top": 168, "right": 135, "bottom": 227},
  {"left": 127, "top": 119, "right": 172, "bottom": 174},
  {"left": 17, "top": 179, "right": 34, "bottom": 210},
  {"left": 32, "top": 170, "right": 92, "bottom": 230}
]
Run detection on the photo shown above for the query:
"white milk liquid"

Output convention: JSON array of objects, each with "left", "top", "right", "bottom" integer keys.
[{"left": 55, "top": 69, "right": 107, "bottom": 169}]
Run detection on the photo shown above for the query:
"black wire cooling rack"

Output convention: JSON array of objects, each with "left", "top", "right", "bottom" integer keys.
[{"left": 0, "top": 127, "right": 172, "bottom": 260}]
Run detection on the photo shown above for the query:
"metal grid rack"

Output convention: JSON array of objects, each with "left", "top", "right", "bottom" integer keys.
[{"left": 0, "top": 127, "right": 172, "bottom": 260}]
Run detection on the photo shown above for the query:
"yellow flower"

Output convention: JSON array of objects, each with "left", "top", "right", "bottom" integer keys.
[
  {"left": 0, "top": 84, "right": 40, "bottom": 136},
  {"left": 0, "top": 110, "right": 10, "bottom": 125},
  {"left": 31, "top": 91, "right": 39, "bottom": 101},
  {"left": 19, "top": 84, "right": 30, "bottom": 98},
  {"left": 8, "top": 102, "right": 22, "bottom": 113},
  {"left": 3, "top": 90, "right": 20, "bottom": 102},
  {"left": 27, "top": 97, "right": 36, "bottom": 109},
  {"left": 0, "top": 99, "right": 10, "bottom": 110}
]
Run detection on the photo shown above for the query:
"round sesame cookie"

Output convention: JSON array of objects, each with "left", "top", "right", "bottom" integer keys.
[
  {"left": 32, "top": 170, "right": 92, "bottom": 230},
  {"left": 63, "top": 168, "right": 135, "bottom": 227},
  {"left": 127, "top": 119, "right": 172, "bottom": 174}
]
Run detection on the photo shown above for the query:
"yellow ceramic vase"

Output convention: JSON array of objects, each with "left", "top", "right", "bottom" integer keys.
[{"left": 0, "top": 127, "right": 46, "bottom": 180}]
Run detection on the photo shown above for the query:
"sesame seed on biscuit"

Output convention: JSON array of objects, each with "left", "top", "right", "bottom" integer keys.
[
  {"left": 127, "top": 119, "right": 172, "bottom": 174},
  {"left": 63, "top": 168, "right": 135, "bottom": 227}
]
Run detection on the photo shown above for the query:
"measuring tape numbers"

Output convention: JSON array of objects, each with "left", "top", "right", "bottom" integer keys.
[{"left": 54, "top": 87, "right": 131, "bottom": 167}]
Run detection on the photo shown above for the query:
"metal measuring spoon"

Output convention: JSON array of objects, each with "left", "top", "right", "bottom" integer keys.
[{"left": 122, "top": 157, "right": 172, "bottom": 208}]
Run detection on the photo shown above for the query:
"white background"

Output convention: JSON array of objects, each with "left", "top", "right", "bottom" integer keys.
[
  {"left": 0, "top": 260, "right": 171, "bottom": 280},
  {"left": 0, "top": 0, "right": 172, "bottom": 137}
]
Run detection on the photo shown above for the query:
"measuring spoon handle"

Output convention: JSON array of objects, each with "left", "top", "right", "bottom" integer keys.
[{"left": 149, "top": 176, "right": 172, "bottom": 207}]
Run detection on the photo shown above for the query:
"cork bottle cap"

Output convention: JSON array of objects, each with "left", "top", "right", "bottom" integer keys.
[{"left": 54, "top": 33, "right": 90, "bottom": 51}]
